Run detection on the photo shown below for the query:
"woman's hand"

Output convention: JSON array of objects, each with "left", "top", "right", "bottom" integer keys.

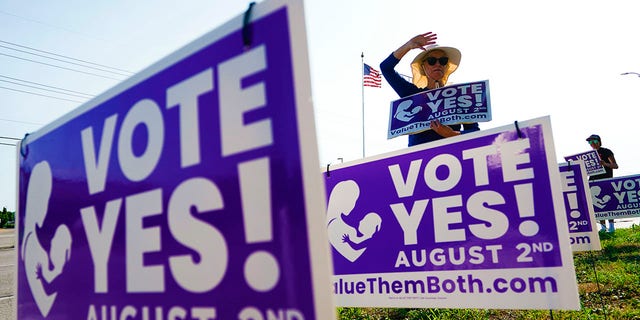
[
  {"left": 407, "top": 32, "right": 438, "bottom": 50},
  {"left": 430, "top": 119, "right": 460, "bottom": 138},
  {"left": 394, "top": 32, "right": 438, "bottom": 59}
]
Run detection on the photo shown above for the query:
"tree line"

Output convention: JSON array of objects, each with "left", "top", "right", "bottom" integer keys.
[{"left": 0, "top": 207, "right": 15, "bottom": 228}]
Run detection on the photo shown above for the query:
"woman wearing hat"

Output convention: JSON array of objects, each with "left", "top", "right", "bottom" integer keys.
[{"left": 380, "top": 32, "right": 479, "bottom": 146}]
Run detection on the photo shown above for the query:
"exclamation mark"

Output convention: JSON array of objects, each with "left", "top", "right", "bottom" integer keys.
[
  {"left": 239, "top": 157, "right": 280, "bottom": 292},
  {"left": 514, "top": 183, "right": 539, "bottom": 236},
  {"left": 475, "top": 93, "right": 483, "bottom": 107},
  {"left": 566, "top": 193, "right": 581, "bottom": 218}
]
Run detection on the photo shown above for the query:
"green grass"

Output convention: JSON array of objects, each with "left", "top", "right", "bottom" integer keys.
[{"left": 337, "top": 225, "right": 640, "bottom": 320}]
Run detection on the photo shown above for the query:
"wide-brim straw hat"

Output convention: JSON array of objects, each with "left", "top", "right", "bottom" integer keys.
[{"left": 410, "top": 45, "right": 461, "bottom": 88}]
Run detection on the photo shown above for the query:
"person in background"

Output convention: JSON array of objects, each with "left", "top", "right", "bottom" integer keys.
[
  {"left": 379, "top": 31, "right": 479, "bottom": 147},
  {"left": 587, "top": 134, "right": 619, "bottom": 232}
]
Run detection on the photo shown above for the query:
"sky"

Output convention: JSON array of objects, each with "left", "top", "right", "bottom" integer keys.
[{"left": 1, "top": 0, "right": 639, "bottom": 212}]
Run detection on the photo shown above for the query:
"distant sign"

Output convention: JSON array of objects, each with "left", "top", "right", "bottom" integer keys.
[
  {"left": 325, "top": 117, "right": 579, "bottom": 310},
  {"left": 589, "top": 174, "right": 640, "bottom": 220},
  {"left": 559, "top": 162, "right": 601, "bottom": 251},
  {"left": 387, "top": 80, "right": 491, "bottom": 139},
  {"left": 563, "top": 150, "right": 605, "bottom": 176},
  {"left": 16, "top": 0, "right": 335, "bottom": 319}
]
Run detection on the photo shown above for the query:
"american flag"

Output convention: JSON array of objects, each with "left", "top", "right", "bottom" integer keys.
[{"left": 363, "top": 63, "right": 382, "bottom": 88}]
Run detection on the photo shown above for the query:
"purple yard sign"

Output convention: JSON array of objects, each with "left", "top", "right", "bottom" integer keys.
[
  {"left": 559, "top": 162, "right": 601, "bottom": 251},
  {"left": 589, "top": 174, "right": 640, "bottom": 220},
  {"left": 324, "top": 116, "right": 579, "bottom": 310},
  {"left": 15, "top": 0, "right": 336, "bottom": 319},
  {"left": 563, "top": 150, "right": 606, "bottom": 177},
  {"left": 387, "top": 80, "right": 491, "bottom": 139}
]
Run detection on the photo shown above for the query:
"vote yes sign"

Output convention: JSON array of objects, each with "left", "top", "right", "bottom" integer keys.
[
  {"left": 16, "top": 0, "right": 335, "bottom": 319},
  {"left": 324, "top": 117, "right": 579, "bottom": 310},
  {"left": 559, "top": 161, "right": 601, "bottom": 251}
]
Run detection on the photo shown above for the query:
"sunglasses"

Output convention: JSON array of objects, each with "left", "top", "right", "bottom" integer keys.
[
  {"left": 425, "top": 57, "right": 449, "bottom": 66},
  {"left": 588, "top": 139, "right": 600, "bottom": 144}
]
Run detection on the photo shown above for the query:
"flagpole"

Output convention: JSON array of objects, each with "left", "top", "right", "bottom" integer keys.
[{"left": 361, "top": 52, "right": 365, "bottom": 158}]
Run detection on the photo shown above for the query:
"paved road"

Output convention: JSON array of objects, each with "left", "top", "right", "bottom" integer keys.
[
  {"left": 0, "top": 229, "right": 15, "bottom": 320},
  {"left": 0, "top": 230, "right": 14, "bottom": 251}
]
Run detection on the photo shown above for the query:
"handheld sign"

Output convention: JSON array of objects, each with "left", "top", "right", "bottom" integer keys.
[
  {"left": 589, "top": 174, "right": 640, "bottom": 220},
  {"left": 387, "top": 80, "right": 491, "bottom": 139},
  {"left": 563, "top": 150, "right": 606, "bottom": 176},
  {"left": 16, "top": 0, "right": 335, "bottom": 319},
  {"left": 559, "top": 161, "right": 601, "bottom": 251},
  {"left": 325, "top": 116, "right": 579, "bottom": 310}
]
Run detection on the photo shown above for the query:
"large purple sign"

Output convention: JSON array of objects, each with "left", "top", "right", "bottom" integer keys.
[
  {"left": 16, "top": 0, "right": 335, "bottom": 319},
  {"left": 563, "top": 150, "right": 606, "bottom": 177},
  {"left": 559, "top": 162, "right": 601, "bottom": 251},
  {"left": 387, "top": 80, "right": 491, "bottom": 139},
  {"left": 589, "top": 174, "right": 640, "bottom": 220},
  {"left": 325, "top": 117, "right": 579, "bottom": 310}
]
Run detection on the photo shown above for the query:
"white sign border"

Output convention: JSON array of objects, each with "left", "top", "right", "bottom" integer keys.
[
  {"left": 327, "top": 116, "right": 580, "bottom": 310},
  {"left": 559, "top": 161, "right": 602, "bottom": 252},
  {"left": 17, "top": 0, "right": 336, "bottom": 318}
]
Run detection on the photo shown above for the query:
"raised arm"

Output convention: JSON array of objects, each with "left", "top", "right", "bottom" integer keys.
[
  {"left": 392, "top": 32, "right": 438, "bottom": 60},
  {"left": 380, "top": 32, "right": 438, "bottom": 98}
]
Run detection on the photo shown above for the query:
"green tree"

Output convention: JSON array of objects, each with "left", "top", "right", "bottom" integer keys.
[{"left": 0, "top": 207, "right": 14, "bottom": 228}]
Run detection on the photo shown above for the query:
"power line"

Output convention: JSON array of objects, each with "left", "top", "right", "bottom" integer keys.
[
  {"left": 0, "top": 79, "right": 94, "bottom": 99},
  {"left": 0, "top": 117, "right": 44, "bottom": 126},
  {"left": 0, "top": 75, "right": 95, "bottom": 97},
  {"left": 0, "top": 86, "right": 84, "bottom": 103},
  {"left": 0, "top": 10, "right": 107, "bottom": 43},
  {"left": 0, "top": 39, "right": 134, "bottom": 74},
  {"left": 0, "top": 44, "right": 132, "bottom": 77},
  {"left": 0, "top": 142, "right": 17, "bottom": 147},
  {"left": 0, "top": 52, "right": 124, "bottom": 81},
  {"left": 0, "top": 136, "right": 21, "bottom": 141}
]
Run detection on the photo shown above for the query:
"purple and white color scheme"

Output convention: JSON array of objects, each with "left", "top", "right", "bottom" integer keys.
[
  {"left": 325, "top": 116, "right": 579, "bottom": 310},
  {"left": 559, "top": 162, "right": 601, "bottom": 251},
  {"left": 16, "top": 0, "right": 336, "bottom": 319},
  {"left": 387, "top": 80, "right": 491, "bottom": 139},
  {"left": 563, "top": 150, "right": 606, "bottom": 177},
  {"left": 589, "top": 174, "right": 640, "bottom": 220}
]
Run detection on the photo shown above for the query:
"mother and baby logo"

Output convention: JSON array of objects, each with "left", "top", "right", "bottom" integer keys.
[
  {"left": 21, "top": 161, "right": 72, "bottom": 317},
  {"left": 326, "top": 180, "right": 382, "bottom": 262},
  {"left": 394, "top": 100, "right": 422, "bottom": 122},
  {"left": 590, "top": 185, "right": 611, "bottom": 209}
]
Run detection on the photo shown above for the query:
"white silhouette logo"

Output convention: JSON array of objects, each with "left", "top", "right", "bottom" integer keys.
[
  {"left": 394, "top": 100, "right": 423, "bottom": 122},
  {"left": 21, "top": 161, "right": 72, "bottom": 317},
  {"left": 590, "top": 185, "right": 611, "bottom": 209},
  {"left": 326, "top": 180, "right": 381, "bottom": 262}
]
